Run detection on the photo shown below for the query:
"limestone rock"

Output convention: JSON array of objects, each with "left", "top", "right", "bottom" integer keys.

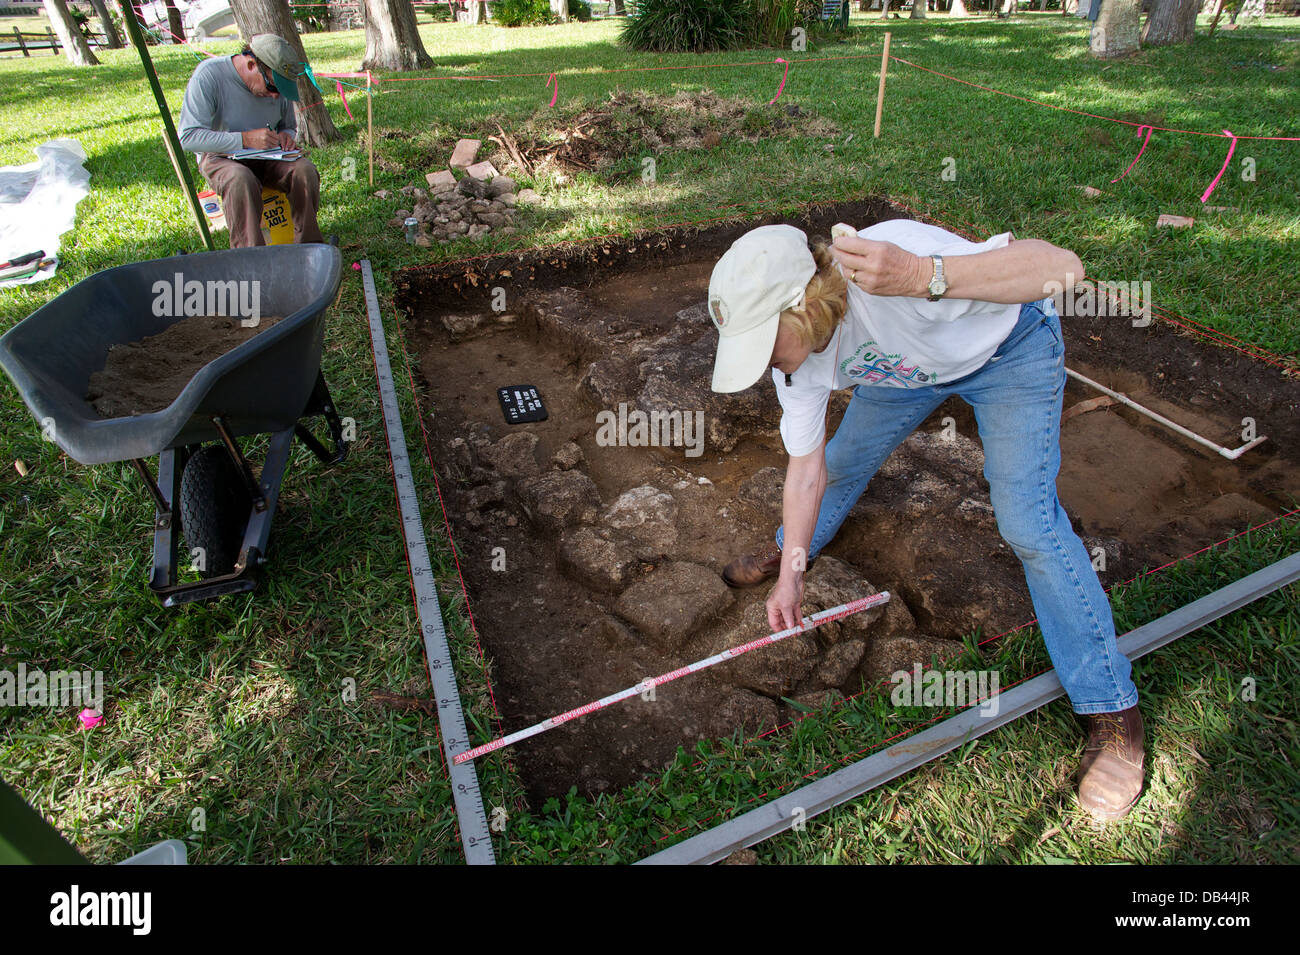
[
  {"left": 614, "top": 561, "right": 733, "bottom": 651},
  {"left": 712, "top": 602, "right": 818, "bottom": 697},
  {"left": 603, "top": 485, "right": 678, "bottom": 551},
  {"left": 859, "top": 633, "right": 961, "bottom": 688},
  {"left": 558, "top": 526, "right": 643, "bottom": 593},
  {"left": 809, "top": 638, "right": 866, "bottom": 689},
  {"left": 553, "top": 442, "right": 584, "bottom": 470},
  {"left": 521, "top": 469, "right": 602, "bottom": 535},
  {"left": 456, "top": 175, "right": 490, "bottom": 199},
  {"left": 800, "top": 556, "right": 886, "bottom": 642},
  {"left": 480, "top": 432, "right": 540, "bottom": 479}
]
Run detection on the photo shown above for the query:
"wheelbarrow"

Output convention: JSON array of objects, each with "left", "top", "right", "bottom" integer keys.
[{"left": 0, "top": 244, "right": 348, "bottom": 606}]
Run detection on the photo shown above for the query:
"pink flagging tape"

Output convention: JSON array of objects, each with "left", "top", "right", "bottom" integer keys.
[
  {"left": 452, "top": 592, "right": 892, "bottom": 764},
  {"left": 335, "top": 81, "right": 353, "bottom": 120},
  {"left": 1201, "top": 129, "right": 1239, "bottom": 203},
  {"left": 769, "top": 57, "right": 790, "bottom": 104},
  {"left": 546, "top": 72, "right": 558, "bottom": 107},
  {"left": 316, "top": 71, "right": 371, "bottom": 79},
  {"left": 1111, "top": 125, "right": 1153, "bottom": 183}
]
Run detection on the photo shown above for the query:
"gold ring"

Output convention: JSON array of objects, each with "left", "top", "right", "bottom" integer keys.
[{"left": 849, "top": 269, "right": 858, "bottom": 284}]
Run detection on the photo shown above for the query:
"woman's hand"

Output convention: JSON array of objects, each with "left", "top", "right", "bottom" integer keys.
[
  {"left": 829, "top": 236, "right": 928, "bottom": 297},
  {"left": 767, "top": 572, "right": 805, "bottom": 632}
]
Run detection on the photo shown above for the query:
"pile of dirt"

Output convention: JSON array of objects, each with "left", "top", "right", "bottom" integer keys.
[
  {"left": 508, "top": 90, "right": 839, "bottom": 180},
  {"left": 86, "top": 313, "right": 283, "bottom": 418}
]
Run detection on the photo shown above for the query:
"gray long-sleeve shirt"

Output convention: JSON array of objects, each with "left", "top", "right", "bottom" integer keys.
[{"left": 178, "top": 55, "right": 296, "bottom": 156}]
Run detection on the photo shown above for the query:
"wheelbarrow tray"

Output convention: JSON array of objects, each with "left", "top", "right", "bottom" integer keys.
[{"left": 0, "top": 244, "right": 342, "bottom": 466}]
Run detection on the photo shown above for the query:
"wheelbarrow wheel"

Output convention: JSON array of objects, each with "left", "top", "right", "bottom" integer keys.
[{"left": 180, "top": 446, "right": 252, "bottom": 578}]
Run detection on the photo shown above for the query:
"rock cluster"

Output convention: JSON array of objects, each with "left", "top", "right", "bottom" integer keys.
[{"left": 380, "top": 137, "right": 542, "bottom": 246}]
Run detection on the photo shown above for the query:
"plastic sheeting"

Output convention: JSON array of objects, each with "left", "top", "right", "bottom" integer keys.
[{"left": 0, "top": 139, "right": 91, "bottom": 287}]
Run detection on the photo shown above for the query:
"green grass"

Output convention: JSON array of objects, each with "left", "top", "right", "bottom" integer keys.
[{"left": 1, "top": 16, "right": 1297, "bottom": 864}]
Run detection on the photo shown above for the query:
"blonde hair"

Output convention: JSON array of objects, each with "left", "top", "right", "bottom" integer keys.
[{"left": 778, "top": 242, "right": 847, "bottom": 350}]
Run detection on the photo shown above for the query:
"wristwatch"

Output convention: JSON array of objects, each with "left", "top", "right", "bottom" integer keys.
[{"left": 926, "top": 255, "right": 947, "bottom": 301}]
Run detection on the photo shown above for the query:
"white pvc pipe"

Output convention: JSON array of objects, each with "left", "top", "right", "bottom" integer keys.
[{"left": 1065, "top": 367, "right": 1268, "bottom": 461}]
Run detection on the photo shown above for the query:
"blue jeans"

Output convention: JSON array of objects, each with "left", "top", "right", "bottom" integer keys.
[{"left": 776, "top": 299, "right": 1138, "bottom": 715}]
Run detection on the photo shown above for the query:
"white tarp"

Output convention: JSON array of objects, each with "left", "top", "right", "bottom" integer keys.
[{"left": 0, "top": 139, "right": 91, "bottom": 287}]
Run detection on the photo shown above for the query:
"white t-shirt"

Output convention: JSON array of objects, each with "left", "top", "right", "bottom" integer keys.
[{"left": 775, "top": 219, "right": 1021, "bottom": 457}]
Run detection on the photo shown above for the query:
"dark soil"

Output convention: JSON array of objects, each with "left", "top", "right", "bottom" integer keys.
[
  {"left": 86, "top": 313, "right": 284, "bottom": 418},
  {"left": 396, "top": 197, "right": 1300, "bottom": 805}
]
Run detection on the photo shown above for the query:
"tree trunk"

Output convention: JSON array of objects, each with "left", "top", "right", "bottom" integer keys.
[
  {"left": 1039, "top": 0, "right": 1048, "bottom": 10},
  {"left": 1091, "top": 0, "right": 1141, "bottom": 56},
  {"left": 911, "top": 0, "right": 926, "bottom": 16},
  {"left": 951, "top": 0, "right": 969, "bottom": 14},
  {"left": 361, "top": 0, "right": 432, "bottom": 71},
  {"left": 229, "top": 0, "right": 340, "bottom": 145},
  {"left": 613, "top": 0, "right": 626, "bottom": 11},
  {"left": 42, "top": 0, "right": 99, "bottom": 64},
  {"left": 1141, "top": 0, "right": 1198, "bottom": 43},
  {"left": 1063, "top": 0, "right": 1078, "bottom": 13},
  {"left": 89, "top": 0, "right": 124, "bottom": 47},
  {"left": 165, "top": 0, "right": 184, "bottom": 42}
]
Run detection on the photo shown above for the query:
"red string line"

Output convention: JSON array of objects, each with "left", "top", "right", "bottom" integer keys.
[{"left": 886, "top": 55, "right": 1300, "bottom": 142}]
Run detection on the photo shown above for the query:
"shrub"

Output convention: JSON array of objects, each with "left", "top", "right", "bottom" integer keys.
[
  {"left": 490, "top": 0, "right": 558, "bottom": 27},
  {"left": 620, "top": 0, "right": 754, "bottom": 52},
  {"left": 572, "top": 0, "right": 595, "bottom": 19}
]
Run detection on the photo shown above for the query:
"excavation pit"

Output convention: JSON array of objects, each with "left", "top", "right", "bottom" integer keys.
[{"left": 395, "top": 199, "right": 1300, "bottom": 803}]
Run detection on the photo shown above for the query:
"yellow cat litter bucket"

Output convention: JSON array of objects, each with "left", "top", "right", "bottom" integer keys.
[
  {"left": 260, "top": 188, "right": 294, "bottom": 245},
  {"left": 196, "top": 188, "right": 293, "bottom": 245}
]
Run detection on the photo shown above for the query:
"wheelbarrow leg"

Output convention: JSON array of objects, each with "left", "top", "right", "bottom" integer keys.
[
  {"left": 133, "top": 452, "right": 184, "bottom": 593},
  {"left": 294, "top": 371, "right": 349, "bottom": 466},
  {"left": 212, "top": 415, "right": 268, "bottom": 514},
  {"left": 232, "top": 425, "right": 294, "bottom": 576}
]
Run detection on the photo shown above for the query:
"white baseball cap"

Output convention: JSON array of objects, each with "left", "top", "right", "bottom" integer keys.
[{"left": 708, "top": 225, "right": 817, "bottom": 393}]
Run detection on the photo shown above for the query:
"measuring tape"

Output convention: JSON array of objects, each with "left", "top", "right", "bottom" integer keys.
[
  {"left": 455, "top": 592, "right": 891, "bottom": 765},
  {"left": 360, "top": 260, "right": 495, "bottom": 865}
]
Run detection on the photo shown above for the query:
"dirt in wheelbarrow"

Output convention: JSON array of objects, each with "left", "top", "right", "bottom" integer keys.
[
  {"left": 395, "top": 197, "right": 1300, "bottom": 805},
  {"left": 86, "top": 312, "right": 285, "bottom": 418}
]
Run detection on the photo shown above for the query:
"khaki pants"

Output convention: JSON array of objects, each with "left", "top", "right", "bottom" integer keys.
[{"left": 198, "top": 153, "right": 324, "bottom": 248}]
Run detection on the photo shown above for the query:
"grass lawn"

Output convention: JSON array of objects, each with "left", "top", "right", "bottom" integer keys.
[{"left": 1, "top": 14, "right": 1297, "bottom": 864}]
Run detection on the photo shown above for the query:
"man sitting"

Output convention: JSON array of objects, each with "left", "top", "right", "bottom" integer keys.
[{"left": 178, "top": 33, "right": 324, "bottom": 248}]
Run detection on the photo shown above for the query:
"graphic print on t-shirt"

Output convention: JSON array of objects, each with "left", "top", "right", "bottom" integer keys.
[{"left": 839, "top": 340, "right": 934, "bottom": 387}]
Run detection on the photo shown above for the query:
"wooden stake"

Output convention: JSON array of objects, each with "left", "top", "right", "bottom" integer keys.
[
  {"left": 14, "top": 28, "right": 29, "bottom": 57},
  {"left": 367, "top": 70, "right": 374, "bottom": 186},
  {"left": 874, "top": 31, "right": 891, "bottom": 139}
]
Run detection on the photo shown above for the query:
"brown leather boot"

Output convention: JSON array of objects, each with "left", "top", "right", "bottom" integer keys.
[
  {"left": 721, "top": 542, "right": 783, "bottom": 588},
  {"left": 1078, "top": 705, "right": 1145, "bottom": 822}
]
